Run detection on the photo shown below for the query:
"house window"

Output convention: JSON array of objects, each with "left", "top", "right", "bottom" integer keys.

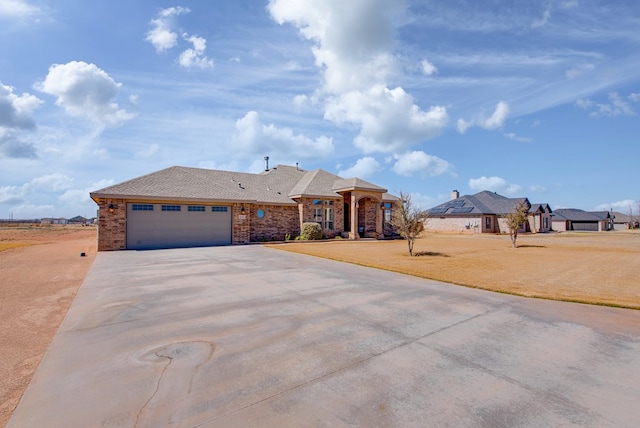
[
  {"left": 162, "top": 205, "right": 181, "bottom": 211},
  {"left": 312, "top": 199, "right": 335, "bottom": 229},
  {"left": 188, "top": 205, "right": 205, "bottom": 212},
  {"left": 211, "top": 206, "right": 229, "bottom": 212},
  {"left": 324, "top": 207, "right": 334, "bottom": 230},
  {"left": 383, "top": 202, "right": 392, "bottom": 226},
  {"left": 132, "top": 204, "right": 153, "bottom": 211},
  {"left": 485, "top": 216, "right": 491, "bottom": 229}
]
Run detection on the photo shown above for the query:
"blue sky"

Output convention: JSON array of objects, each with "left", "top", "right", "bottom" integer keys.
[{"left": 1, "top": 0, "right": 639, "bottom": 219}]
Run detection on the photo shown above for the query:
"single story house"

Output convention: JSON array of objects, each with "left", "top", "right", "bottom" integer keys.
[
  {"left": 552, "top": 209, "right": 614, "bottom": 232},
  {"left": 90, "top": 164, "right": 397, "bottom": 251},
  {"left": 425, "top": 190, "right": 552, "bottom": 234},
  {"left": 611, "top": 212, "right": 638, "bottom": 230}
]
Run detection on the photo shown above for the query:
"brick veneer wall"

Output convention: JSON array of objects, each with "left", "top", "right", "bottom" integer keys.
[
  {"left": 297, "top": 197, "right": 343, "bottom": 238},
  {"left": 97, "top": 199, "right": 126, "bottom": 251},
  {"left": 249, "top": 204, "right": 299, "bottom": 242}
]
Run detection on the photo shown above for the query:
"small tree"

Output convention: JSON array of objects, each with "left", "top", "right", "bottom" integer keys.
[
  {"left": 505, "top": 200, "right": 529, "bottom": 248},
  {"left": 389, "top": 191, "right": 425, "bottom": 257}
]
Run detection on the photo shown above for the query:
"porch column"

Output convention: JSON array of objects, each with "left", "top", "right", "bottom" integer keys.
[
  {"left": 349, "top": 193, "right": 359, "bottom": 240},
  {"left": 376, "top": 200, "right": 384, "bottom": 238}
]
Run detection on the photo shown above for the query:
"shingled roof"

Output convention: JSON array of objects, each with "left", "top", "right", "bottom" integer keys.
[
  {"left": 90, "top": 164, "right": 391, "bottom": 205},
  {"left": 553, "top": 209, "right": 611, "bottom": 221},
  {"left": 427, "top": 191, "right": 530, "bottom": 216}
]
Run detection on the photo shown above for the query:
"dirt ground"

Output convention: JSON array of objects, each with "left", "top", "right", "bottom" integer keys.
[
  {"left": 0, "top": 225, "right": 96, "bottom": 428},
  {"left": 1, "top": 227, "right": 638, "bottom": 426},
  {"left": 271, "top": 231, "right": 640, "bottom": 309}
]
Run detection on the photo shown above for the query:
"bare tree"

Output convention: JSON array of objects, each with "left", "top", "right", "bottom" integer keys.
[
  {"left": 505, "top": 200, "right": 529, "bottom": 248},
  {"left": 390, "top": 191, "right": 425, "bottom": 257}
]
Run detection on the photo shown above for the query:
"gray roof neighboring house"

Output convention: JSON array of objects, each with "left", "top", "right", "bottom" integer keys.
[
  {"left": 552, "top": 209, "right": 612, "bottom": 222},
  {"left": 91, "top": 165, "right": 392, "bottom": 206},
  {"left": 611, "top": 212, "right": 633, "bottom": 224},
  {"left": 427, "top": 191, "right": 530, "bottom": 216}
]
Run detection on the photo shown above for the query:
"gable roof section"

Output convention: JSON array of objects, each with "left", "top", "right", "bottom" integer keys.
[
  {"left": 553, "top": 209, "right": 611, "bottom": 221},
  {"left": 288, "top": 169, "right": 342, "bottom": 199},
  {"left": 332, "top": 177, "right": 387, "bottom": 193},
  {"left": 91, "top": 164, "right": 393, "bottom": 205},
  {"left": 91, "top": 165, "right": 305, "bottom": 205},
  {"left": 427, "top": 191, "right": 531, "bottom": 216}
]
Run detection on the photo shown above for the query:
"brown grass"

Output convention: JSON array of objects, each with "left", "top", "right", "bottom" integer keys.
[{"left": 269, "top": 231, "right": 640, "bottom": 309}]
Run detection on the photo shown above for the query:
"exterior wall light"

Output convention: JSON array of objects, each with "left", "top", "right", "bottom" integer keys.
[
  {"left": 241, "top": 206, "right": 246, "bottom": 215},
  {"left": 108, "top": 203, "right": 115, "bottom": 213}
]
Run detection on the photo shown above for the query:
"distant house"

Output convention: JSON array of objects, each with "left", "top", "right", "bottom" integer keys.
[
  {"left": 611, "top": 212, "right": 638, "bottom": 230},
  {"left": 68, "top": 216, "right": 88, "bottom": 224},
  {"left": 552, "top": 209, "right": 614, "bottom": 232},
  {"left": 425, "top": 190, "right": 552, "bottom": 234},
  {"left": 41, "top": 217, "right": 68, "bottom": 225}
]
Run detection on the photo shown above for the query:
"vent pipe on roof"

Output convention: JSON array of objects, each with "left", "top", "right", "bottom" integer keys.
[
  {"left": 296, "top": 162, "right": 299, "bottom": 170},
  {"left": 264, "top": 156, "right": 269, "bottom": 171},
  {"left": 451, "top": 190, "right": 459, "bottom": 200}
]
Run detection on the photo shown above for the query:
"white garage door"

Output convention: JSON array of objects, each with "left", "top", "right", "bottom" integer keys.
[{"left": 126, "top": 203, "right": 232, "bottom": 250}]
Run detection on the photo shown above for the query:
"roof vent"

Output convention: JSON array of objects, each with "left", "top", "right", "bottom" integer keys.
[
  {"left": 264, "top": 155, "right": 269, "bottom": 171},
  {"left": 238, "top": 183, "right": 244, "bottom": 189}
]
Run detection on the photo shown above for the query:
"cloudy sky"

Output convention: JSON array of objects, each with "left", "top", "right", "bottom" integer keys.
[{"left": 1, "top": 0, "right": 639, "bottom": 219}]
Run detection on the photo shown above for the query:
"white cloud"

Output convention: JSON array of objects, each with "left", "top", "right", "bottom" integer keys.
[
  {"left": 232, "top": 111, "right": 334, "bottom": 161},
  {"left": 337, "top": 156, "right": 380, "bottom": 178},
  {"left": 503, "top": 132, "right": 532, "bottom": 143},
  {"left": 0, "top": 129, "right": 37, "bottom": 158},
  {"left": 0, "top": 82, "right": 43, "bottom": 130},
  {"left": 594, "top": 199, "right": 639, "bottom": 212},
  {"left": 392, "top": 150, "right": 455, "bottom": 178},
  {"left": 135, "top": 143, "right": 161, "bottom": 160},
  {"left": 28, "top": 173, "right": 74, "bottom": 192},
  {"left": 529, "top": 184, "right": 547, "bottom": 193},
  {"left": 269, "top": 0, "right": 447, "bottom": 154},
  {"left": 456, "top": 101, "right": 509, "bottom": 134},
  {"left": 268, "top": 0, "right": 402, "bottom": 93},
  {"left": 325, "top": 85, "right": 448, "bottom": 153},
  {"left": 145, "top": 6, "right": 190, "bottom": 53},
  {"left": 420, "top": 59, "right": 437, "bottom": 76},
  {"left": 35, "top": 61, "right": 135, "bottom": 128},
  {"left": 0, "top": 173, "right": 74, "bottom": 206},
  {"left": 0, "top": 0, "right": 39, "bottom": 17},
  {"left": 179, "top": 34, "right": 214, "bottom": 69},
  {"left": 531, "top": 8, "right": 551, "bottom": 28},
  {"left": 576, "top": 92, "right": 636, "bottom": 117},
  {"left": 468, "top": 176, "right": 522, "bottom": 195}
]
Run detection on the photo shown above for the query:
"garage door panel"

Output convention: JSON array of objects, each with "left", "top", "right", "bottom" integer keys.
[{"left": 126, "top": 204, "right": 231, "bottom": 250}]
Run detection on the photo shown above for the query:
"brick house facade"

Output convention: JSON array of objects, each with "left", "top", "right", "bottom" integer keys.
[{"left": 91, "top": 165, "right": 397, "bottom": 251}]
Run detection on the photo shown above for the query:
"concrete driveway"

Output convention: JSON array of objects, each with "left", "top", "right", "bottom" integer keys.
[{"left": 9, "top": 245, "right": 640, "bottom": 427}]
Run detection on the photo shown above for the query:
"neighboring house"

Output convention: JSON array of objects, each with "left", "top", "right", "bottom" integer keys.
[
  {"left": 611, "top": 211, "right": 638, "bottom": 230},
  {"left": 552, "top": 209, "right": 614, "bottom": 232},
  {"left": 41, "top": 217, "right": 68, "bottom": 225},
  {"left": 90, "top": 164, "right": 397, "bottom": 251},
  {"left": 425, "top": 190, "right": 552, "bottom": 234},
  {"left": 68, "top": 215, "right": 88, "bottom": 224}
]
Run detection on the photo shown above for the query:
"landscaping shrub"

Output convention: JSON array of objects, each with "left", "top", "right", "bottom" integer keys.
[{"left": 300, "top": 222, "right": 322, "bottom": 240}]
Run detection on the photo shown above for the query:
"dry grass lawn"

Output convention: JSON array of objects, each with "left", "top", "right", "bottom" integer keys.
[{"left": 269, "top": 231, "right": 640, "bottom": 309}]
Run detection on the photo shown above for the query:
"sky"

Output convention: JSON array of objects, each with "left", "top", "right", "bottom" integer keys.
[{"left": 1, "top": 0, "right": 639, "bottom": 219}]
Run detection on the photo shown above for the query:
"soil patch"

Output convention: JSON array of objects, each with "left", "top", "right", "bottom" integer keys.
[{"left": 0, "top": 225, "right": 96, "bottom": 427}]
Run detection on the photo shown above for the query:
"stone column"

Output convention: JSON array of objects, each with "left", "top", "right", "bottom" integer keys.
[{"left": 349, "top": 193, "right": 359, "bottom": 240}]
